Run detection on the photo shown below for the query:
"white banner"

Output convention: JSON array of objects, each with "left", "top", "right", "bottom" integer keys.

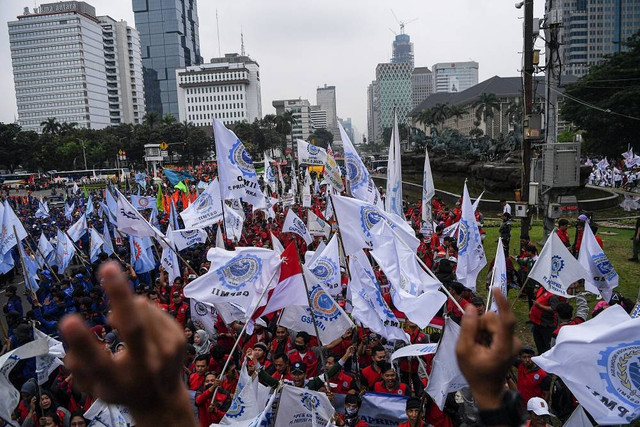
[
  {"left": 340, "top": 122, "right": 382, "bottom": 207},
  {"left": 130, "top": 195, "right": 156, "bottom": 210},
  {"left": 390, "top": 343, "right": 438, "bottom": 362},
  {"left": 296, "top": 139, "right": 327, "bottom": 166},
  {"left": 168, "top": 228, "right": 208, "bottom": 251},
  {"left": 307, "top": 211, "right": 331, "bottom": 238},
  {"left": 282, "top": 208, "right": 313, "bottom": 245},
  {"left": 358, "top": 392, "right": 409, "bottom": 427},
  {"left": 276, "top": 385, "right": 335, "bottom": 427},
  {"left": 180, "top": 178, "right": 224, "bottom": 229},
  {"left": 307, "top": 234, "right": 341, "bottom": 296}
]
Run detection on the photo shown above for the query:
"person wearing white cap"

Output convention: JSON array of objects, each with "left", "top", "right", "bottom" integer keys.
[{"left": 526, "top": 397, "right": 551, "bottom": 427}]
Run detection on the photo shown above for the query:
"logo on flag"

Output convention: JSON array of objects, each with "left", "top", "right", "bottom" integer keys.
[
  {"left": 225, "top": 396, "right": 246, "bottom": 419},
  {"left": 360, "top": 206, "right": 385, "bottom": 236},
  {"left": 458, "top": 219, "right": 469, "bottom": 254},
  {"left": 307, "top": 144, "right": 320, "bottom": 155},
  {"left": 550, "top": 255, "right": 564, "bottom": 279},
  {"left": 593, "top": 253, "right": 616, "bottom": 281},
  {"left": 301, "top": 393, "right": 321, "bottom": 411},
  {"left": 195, "top": 193, "right": 214, "bottom": 213},
  {"left": 597, "top": 341, "right": 640, "bottom": 408},
  {"left": 194, "top": 302, "right": 209, "bottom": 317},
  {"left": 311, "top": 257, "right": 338, "bottom": 282},
  {"left": 138, "top": 197, "right": 149, "bottom": 208},
  {"left": 310, "top": 284, "right": 339, "bottom": 321},
  {"left": 216, "top": 255, "right": 262, "bottom": 291},
  {"left": 229, "top": 139, "right": 256, "bottom": 178},
  {"left": 292, "top": 218, "right": 307, "bottom": 236},
  {"left": 345, "top": 153, "right": 366, "bottom": 188},
  {"left": 133, "top": 240, "right": 142, "bottom": 261}
]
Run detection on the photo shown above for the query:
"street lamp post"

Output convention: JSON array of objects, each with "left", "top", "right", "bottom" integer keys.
[{"left": 79, "top": 139, "right": 88, "bottom": 170}]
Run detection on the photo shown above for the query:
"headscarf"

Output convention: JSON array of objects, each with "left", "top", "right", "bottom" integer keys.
[
  {"left": 104, "top": 331, "right": 121, "bottom": 353},
  {"left": 193, "top": 329, "right": 211, "bottom": 356}
]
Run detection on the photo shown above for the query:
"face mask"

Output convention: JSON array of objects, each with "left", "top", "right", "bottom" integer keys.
[
  {"left": 294, "top": 344, "right": 305, "bottom": 352},
  {"left": 345, "top": 407, "right": 358, "bottom": 416},
  {"left": 375, "top": 360, "right": 386, "bottom": 368}
]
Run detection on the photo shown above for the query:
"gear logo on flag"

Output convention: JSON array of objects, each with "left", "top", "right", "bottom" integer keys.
[
  {"left": 359, "top": 206, "right": 383, "bottom": 236},
  {"left": 592, "top": 253, "right": 617, "bottom": 281},
  {"left": 194, "top": 301, "right": 209, "bottom": 317},
  {"left": 300, "top": 392, "right": 321, "bottom": 411},
  {"left": 133, "top": 240, "right": 142, "bottom": 261},
  {"left": 458, "top": 219, "right": 470, "bottom": 254},
  {"left": 179, "top": 230, "right": 198, "bottom": 238},
  {"left": 345, "top": 153, "right": 366, "bottom": 188},
  {"left": 307, "top": 144, "right": 320, "bottom": 155},
  {"left": 309, "top": 284, "right": 339, "bottom": 321},
  {"left": 229, "top": 139, "right": 256, "bottom": 178},
  {"left": 292, "top": 218, "right": 308, "bottom": 236},
  {"left": 138, "top": 197, "right": 149, "bottom": 208},
  {"left": 216, "top": 255, "right": 262, "bottom": 291},
  {"left": 195, "top": 193, "right": 213, "bottom": 213},
  {"left": 550, "top": 255, "right": 565, "bottom": 279},
  {"left": 597, "top": 341, "right": 640, "bottom": 408},
  {"left": 225, "top": 396, "right": 246, "bottom": 418},
  {"left": 311, "top": 257, "right": 337, "bottom": 282}
]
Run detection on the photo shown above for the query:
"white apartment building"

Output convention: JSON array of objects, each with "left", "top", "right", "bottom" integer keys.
[
  {"left": 8, "top": 2, "right": 144, "bottom": 132},
  {"left": 272, "top": 98, "right": 313, "bottom": 141},
  {"left": 432, "top": 61, "right": 479, "bottom": 93},
  {"left": 176, "top": 53, "right": 262, "bottom": 127},
  {"left": 99, "top": 16, "right": 145, "bottom": 125},
  {"left": 309, "top": 106, "right": 327, "bottom": 130}
]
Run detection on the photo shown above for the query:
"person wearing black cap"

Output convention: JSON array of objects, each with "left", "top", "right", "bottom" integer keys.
[{"left": 398, "top": 397, "right": 423, "bottom": 427}]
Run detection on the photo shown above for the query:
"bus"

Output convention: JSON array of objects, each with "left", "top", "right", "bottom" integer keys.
[
  {"left": 50, "top": 168, "right": 130, "bottom": 183},
  {"left": 0, "top": 172, "right": 44, "bottom": 188}
]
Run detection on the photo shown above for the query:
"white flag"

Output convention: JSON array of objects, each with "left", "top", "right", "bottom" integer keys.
[
  {"left": 223, "top": 203, "right": 244, "bottom": 243},
  {"left": 184, "top": 247, "right": 280, "bottom": 314},
  {"left": 332, "top": 194, "right": 419, "bottom": 256},
  {"left": 0, "top": 338, "right": 48, "bottom": 424},
  {"left": 34, "top": 327, "right": 65, "bottom": 385},
  {"left": 190, "top": 299, "right": 218, "bottom": 339},
  {"left": 297, "top": 139, "right": 327, "bottom": 166},
  {"left": 563, "top": 406, "right": 593, "bottom": 427},
  {"left": 54, "top": 229, "right": 75, "bottom": 273},
  {"left": 35, "top": 199, "right": 50, "bottom": 219},
  {"left": 324, "top": 148, "right": 344, "bottom": 192},
  {"left": 17, "top": 240, "right": 39, "bottom": 293},
  {"left": 349, "top": 251, "right": 409, "bottom": 342},
  {"left": 67, "top": 214, "right": 87, "bottom": 242},
  {"left": 358, "top": 392, "right": 409, "bottom": 427},
  {"left": 385, "top": 110, "right": 403, "bottom": 217},
  {"left": 307, "top": 234, "right": 341, "bottom": 296},
  {"left": 280, "top": 279, "right": 354, "bottom": 344},
  {"left": 532, "top": 305, "right": 640, "bottom": 425},
  {"left": 421, "top": 148, "right": 435, "bottom": 236},
  {"left": 0, "top": 200, "right": 27, "bottom": 255},
  {"left": 270, "top": 231, "right": 284, "bottom": 255},
  {"left": 456, "top": 183, "right": 486, "bottom": 291},
  {"left": 264, "top": 153, "right": 277, "bottom": 193},
  {"left": 282, "top": 208, "right": 313, "bottom": 245},
  {"left": 489, "top": 238, "right": 508, "bottom": 312},
  {"left": 307, "top": 210, "right": 331, "bottom": 238},
  {"left": 276, "top": 385, "right": 335, "bottom": 427},
  {"left": 102, "top": 221, "right": 114, "bottom": 256},
  {"left": 37, "top": 232, "right": 54, "bottom": 267},
  {"left": 84, "top": 399, "right": 133, "bottom": 427},
  {"left": 370, "top": 222, "right": 446, "bottom": 329},
  {"left": 216, "top": 224, "right": 225, "bottom": 249},
  {"left": 179, "top": 178, "right": 223, "bottom": 229},
  {"left": 390, "top": 343, "right": 438, "bottom": 362},
  {"left": 64, "top": 201, "right": 75, "bottom": 221},
  {"left": 168, "top": 228, "right": 208, "bottom": 251},
  {"left": 129, "top": 195, "right": 156, "bottom": 210},
  {"left": 160, "top": 226, "right": 181, "bottom": 286},
  {"left": 218, "top": 375, "right": 261, "bottom": 424},
  {"left": 212, "top": 389, "right": 277, "bottom": 427},
  {"left": 425, "top": 318, "right": 468, "bottom": 410},
  {"left": 529, "top": 232, "right": 588, "bottom": 298},
  {"left": 89, "top": 227, "right": 105, "bottom": 263},
  {"left": 578, "top": 222, "right": 618, "bottom": 302},
  {"left": 340, "top": 122, "right": 382, "bottom": 207},
  {"left": 115, "top": 189, "right": 162, "bottom": 239}
]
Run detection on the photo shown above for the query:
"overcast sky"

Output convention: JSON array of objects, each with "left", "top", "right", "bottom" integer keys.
[{"left": 0, "top": 1, "right": 546, "bottom": 140}]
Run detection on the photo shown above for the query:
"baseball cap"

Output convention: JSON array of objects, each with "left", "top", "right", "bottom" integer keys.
[
  {"left": 527, "top": 397, "right": 550, "bottom": 416},
  {"left": 291, "top": 361, "right": 307, "bottom": 374},
  {"left": 471, "top": 296, "right": 484, "bottom": 307},
  {"left": 520, "top": 345, "right": 536, "bottom": 356}
]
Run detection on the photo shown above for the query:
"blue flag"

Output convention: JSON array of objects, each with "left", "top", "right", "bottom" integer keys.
[
  {"left": 129, "top": 236, "right": 155, "bottom": 274},
  {"left": 163, "top": 169, "right": 194, "bottom": 186}
]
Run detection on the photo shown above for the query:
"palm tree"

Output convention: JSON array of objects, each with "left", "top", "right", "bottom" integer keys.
[
  {"left": 161, "top": 113, "right": 178, "bottom": 126},
  {"left": 473, "top": 93, "right": 500, "bottom": 123},
  {"left": 416, "top": 108, "right": 434, "bottom": 128},
  {"left": 431, "top": 103, "right": 451, "bottom": 130},
  {"left": 60, "top": 121, "right": 78, "bottom": 136},
  {"left": 40, "top": 117, "right": 61, "bottom": 135},
  {"left": 504, "top": 99, "right": 523, "bottom": 126},
  {"left": 447, "top": 104, "right": 468, "bottom": 127},
  {"left": 142, "top": 111, "right": 161, "bottom": 129}
]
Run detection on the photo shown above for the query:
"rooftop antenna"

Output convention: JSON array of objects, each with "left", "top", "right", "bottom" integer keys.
[
  {"left": 240, "top": 26, "right": 245, "bottom": 56},
  {"left": 216, "top": 9, "right": 221, "bottom": 57},
  {"left": 390, "top": 8, "right": 419, "bottom": 34}
]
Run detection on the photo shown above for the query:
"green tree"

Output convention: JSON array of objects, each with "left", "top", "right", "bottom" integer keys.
[
  {"left": 416, "top": 108, "right": 435, "bottom": 128},
  {"left": 142, "top": 111, "right": 161, "bottom": 129},
  {"left": 473, "top": 93, "right": 500, "bottom": 123},
  {"left": 431, "top": 103, "right": 451, "bottom": 129},
  {"left": 504, "top": 99, "right": 523, "bottom": 126},
  {"left": 447, "top": 104, "right": 468, "bottom": 127},
  {"left": 0, "top": 123, "right": 28, "bottom": 172},
  {"left": 40, "top": 117, "right": 61, "bottom": 135},
  {"left": 561, "top": 31, "right": 640, "bottom": 155},
  {"left": 308, "top": 128, "right": 333, "bottom": 149}
]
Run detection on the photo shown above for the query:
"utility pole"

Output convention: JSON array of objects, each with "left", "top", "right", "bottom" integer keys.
[{"left": 519, "top": 0, "right": 535, "bottom": 238}]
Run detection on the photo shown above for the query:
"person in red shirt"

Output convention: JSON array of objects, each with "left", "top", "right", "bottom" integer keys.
[
  {"left": 529, "top": 287, "right": 562, "bottom": 355},
  {"left": 194, "top": 372, "right": 229, "bottom": 427},
  {"left": 398, "top": 397, "right": 424, "bottom": 427},
  {"left": 168, "top": 291, "right": 189, "bottom": 327},
  {"left": 556, "top": 219, "right": 571, "bottom": 248},
  {"left": 287, "top": 331, "right": 319, "bottom": 378},
  {"left": 445, "top": 282, "right": 469, "bottom": 324},
  {"left": 220, "top": 361, "right": 239, "bottom": 395},
  {"left": 325, "top": 354, "right": 358, "bottom": 395},
  {"left": 373, "top": 363, "right": 410, "bottom": 396},
  {"left": 399, "top": 320, "right": 428, "bottom": 395},
  {"left": 333, "top": 394, "right": 369, "bottom": 427},
  {"left": 360, "top": 345, "right": 386, "bottom": 390},
  {"left": 266, "top": 352, "right": 293, "bottom": 382},
  {"left": 188, "top": 355, "right": 209, "bottom": 391},
  {"left": 516, "top": 346, "right": 550, "bottom": 404},
  {"left": 270, "top": 326, "right": 293, "bottom": 355},
  {"left": 250, "top": 342, "right": 271, "bottom": 370},
  {"left": 147, "top": 291, "right": 168, "bottom": 312}
]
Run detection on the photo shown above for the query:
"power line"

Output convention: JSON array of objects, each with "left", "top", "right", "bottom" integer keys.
[{"left": 547, "top": 84, "right": 640, "bottom": 122}]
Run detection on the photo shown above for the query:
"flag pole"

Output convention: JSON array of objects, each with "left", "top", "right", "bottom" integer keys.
[
  {"left": 63, "top": 230, "right": 91, "bottom": 267},
  {"left": 210, "top": 263, "right": 282, "bottom": 403},
  {"left": 25, "top": 233, "right": 61, "bottom": 282},
  {"left": 14, "top": 226, "right": 36, "bottom": 301},
  {"left": 293, "top": 241, "right": 331, "bottom": 388}
]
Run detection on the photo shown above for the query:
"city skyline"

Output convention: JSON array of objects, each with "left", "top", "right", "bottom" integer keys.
[{"left": 0, "top": 1, "right": 546, "bottom": 140}]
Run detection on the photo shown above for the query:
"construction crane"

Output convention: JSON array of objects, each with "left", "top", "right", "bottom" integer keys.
[{"left": 391, "top": 9, "right": 419, "bottom": 34}]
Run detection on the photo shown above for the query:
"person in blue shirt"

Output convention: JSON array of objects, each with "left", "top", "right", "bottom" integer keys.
[{"left": 3, "top": 285, "right": 23, "bottom": 317}]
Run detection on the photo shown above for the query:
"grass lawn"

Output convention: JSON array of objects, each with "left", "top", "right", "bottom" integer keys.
[{"left": 476, "top": 221, "right": 640, "bottom": 346}]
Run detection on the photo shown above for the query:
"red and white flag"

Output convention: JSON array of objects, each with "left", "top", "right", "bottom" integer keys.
[{"left": 252, "top": 242, "right": 308, "bottom": 319}]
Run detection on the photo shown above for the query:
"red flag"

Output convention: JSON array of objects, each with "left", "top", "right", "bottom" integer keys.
[{"left": 252, "top": 242, "right": 307, "bottom": 320}]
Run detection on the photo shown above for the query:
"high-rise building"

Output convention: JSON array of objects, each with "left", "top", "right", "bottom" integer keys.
[
  {"left": 99, "top": 16, "right": 145, "bottom": 125},
  {"left": 411, "top": 67, "right": 433, "bottom": 109},
  {"left": 309, "top": 106, "right": 327, "bottom": 131},
  {"left": 338, "top": 117, "right": 355, "bottom": 144},
  {"left": 391, "top": 33, "right": 414, "bottom": 66},
  {"left": 8, "top": 2, "right": 143, "bottom": 132},
  {"left": 432, "top": 61, "right": 479, "bottom": 93},
  {"left": 272, "top": 98, "right": 313, "bottom": 141},
  {"left": 375, "top": 62, "right": 413, "bottom": 140},
  {"left": 176, "top": 53, "right": 262, "bottom": 128},
  {"left": 551, "top": 0, "right": 640, "bottom": 77},
  {"left": 133, "top": 0, "right": 202, "bottom": 118},
  {"left": 316, "top": 84, "right": 341, "bottom": 144},
  {"left": 366, "top": 81, "right": 379, "bottom": 143}
]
